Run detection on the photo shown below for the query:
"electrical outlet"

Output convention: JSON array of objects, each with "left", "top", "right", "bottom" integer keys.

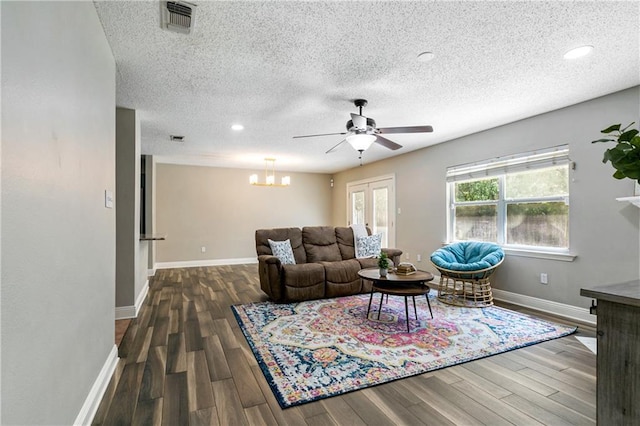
[
  {"left": 540, "top": 273, "right": 548, "bottom": 284},
  {"left": 201, "top": 246, "right": 206, "bottom": 253},
  {"left": 417, "top": 254, "right": 422, "bottom": 262}
]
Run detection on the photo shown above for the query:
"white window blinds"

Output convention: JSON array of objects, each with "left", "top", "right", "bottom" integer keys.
[{"left": 446, "top": 145, "right": 570, "bottom": 182}]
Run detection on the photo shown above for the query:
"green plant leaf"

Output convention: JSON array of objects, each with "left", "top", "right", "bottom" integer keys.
[
  {"left": 601, "top": 124, "right": 621, "bottom": 133},
  {"left": 592, "top": 138, "right": 615, "bottom": 143},
  {"left": 625, "top": 169, "right": 640, "bottom": 179},
  {"left": 621, "top": 122, "right": 636, "bottom": 132},
  {"left": 613, "top": 170, "right": 626, "bottom": 179},
  {"left": 619, "top": 129, "right": 639, "bottom": 142},
  {"left": 630, "top": 135, "right": 640, "bottom": 148}
]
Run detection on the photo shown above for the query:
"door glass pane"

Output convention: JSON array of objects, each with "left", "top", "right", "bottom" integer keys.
[
  {"left": 454, "top": 204, "right": 497, "bottom": 241},
  {"left": 372, "top": 187, "right": 388, "bottom": 247},
  {"left": 507, "top": 202, "right": 569, "bottom": 247},
  {"left": 352, "top": 191, "right": 365, "bottom": 225}
]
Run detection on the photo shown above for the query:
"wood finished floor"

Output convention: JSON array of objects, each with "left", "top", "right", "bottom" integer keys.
[
  {"left": 116, "top": 319, "right": 132, "bottom": 347},
  {"left": 93, "top": 265, "right": 597, "bottom": 426}
]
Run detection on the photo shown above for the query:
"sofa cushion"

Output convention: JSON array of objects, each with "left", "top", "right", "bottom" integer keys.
[
  {"left": 321, "top": 259, "right": 362, "bottom": 298},
  {"left": 256, "top": 228, "right": 307, "bottom": 264},
  {"left": 268, "top": 239, "right": 296, "bottom": 265},
  {"left": 335, "top": 226, "right": 371, "bottom": 260},
  {"left": 282, "top": 263, "right": 325, "bottom": 301},
  {"left": 356, "top": 257, "right": 378, "bottom": 270},
  {"left": 302, "top": 226, "right": 342, "bottom": 262}
]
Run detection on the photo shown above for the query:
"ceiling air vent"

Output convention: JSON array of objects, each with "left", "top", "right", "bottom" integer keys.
[
  {"left": 170, "top": 135, "right": 185, "bottom": 142},
  {"left": 161, "top": 1, "right": 196, "bottom": 34}
]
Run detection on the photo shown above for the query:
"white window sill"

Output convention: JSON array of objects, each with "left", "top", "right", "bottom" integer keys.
[
  {"left": 441, "top": 242, "right": 576, "bottom": 262},
  {"left": 503, "top": 247, "right": 576, "bottom": 262},
  {"left": 616, "top": 196, "right": 640, "bottom": 207}
]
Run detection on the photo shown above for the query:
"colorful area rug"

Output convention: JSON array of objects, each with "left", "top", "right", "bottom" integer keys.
[{"left": 232, "top": 293, "right": 576, "bottom": 408}]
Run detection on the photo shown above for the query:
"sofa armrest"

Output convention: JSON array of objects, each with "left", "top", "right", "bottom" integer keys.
[
  {"left": 382, "top": 248, "right": 403, "bottom": 267},
  {"left": 257, "top": 255, "right": 285, "bottom": 302}
]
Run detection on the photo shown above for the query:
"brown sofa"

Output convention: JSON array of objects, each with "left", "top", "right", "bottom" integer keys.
[{"left": 255, "top": 226, "right": 402, "bottom": 302}]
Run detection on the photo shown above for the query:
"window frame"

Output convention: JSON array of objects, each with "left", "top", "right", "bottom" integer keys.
[{"left": 446, "top": 146, "right": 572, "bottom": 256}]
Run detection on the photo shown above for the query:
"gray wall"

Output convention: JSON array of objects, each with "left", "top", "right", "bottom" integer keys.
[
  {"left": 115, "top": 108, "right": 146, "bottom": 308},
  {"left": 1, "top": 2, "right": 116, "bottom": 424},
  {"left": 145, "top": 156, "right": 157, "bottom": 272},
  {"left": 332, "top": 87, "right": 640, "bottom": 308},
  {"left": 155, "top": 164, "right": 332, "bottom": 262}
]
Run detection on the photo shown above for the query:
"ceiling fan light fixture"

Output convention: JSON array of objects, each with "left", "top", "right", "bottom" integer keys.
[{"left": 346, "top": 134, "right": 376, "bottom": 151}]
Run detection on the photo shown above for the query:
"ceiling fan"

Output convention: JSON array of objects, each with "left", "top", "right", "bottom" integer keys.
[{"left": 293, "top": 99, "right": 434, "bottom": 160}]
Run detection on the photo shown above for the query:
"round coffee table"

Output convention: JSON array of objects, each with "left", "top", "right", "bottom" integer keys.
[{"left": 358, "top": 268, "right": 435, "bottom": 332}]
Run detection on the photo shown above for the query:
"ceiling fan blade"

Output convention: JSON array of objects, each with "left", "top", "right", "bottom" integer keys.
[
  {"left": 377, "top": 125, "right": 433, "bottom": 134},
  {"left": 293, "top": 132, "right": 347, "bottom": 139},
  {"left": 350, "top": 113, "right": 367, "bottom": 130},
  {"left": 325, "top": 139, "right": 347, "bottom": 154},
  {"left": 374, "top": 135, "right": 403, "bottom": 151}
]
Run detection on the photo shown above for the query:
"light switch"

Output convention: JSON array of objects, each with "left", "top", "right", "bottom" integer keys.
[{"left": 105, "top": 190, "right": 114, "bottom": 208}]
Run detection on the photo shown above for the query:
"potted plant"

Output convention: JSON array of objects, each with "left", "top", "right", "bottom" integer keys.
[
  {"left": 377, "top": 251, "right": 390, "bottom": 277},
  {"left": 592, "top": 122, "right": 640, "bottom": 185}
]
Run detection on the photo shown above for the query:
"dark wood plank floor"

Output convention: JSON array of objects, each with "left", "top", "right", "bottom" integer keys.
[{"left": 93, "top": 265, "right": 596, "bottom": 425}]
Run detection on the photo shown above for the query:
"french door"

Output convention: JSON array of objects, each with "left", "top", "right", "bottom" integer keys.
[{"left": 347, "top": 175, "right": 396, "bottom": 247}]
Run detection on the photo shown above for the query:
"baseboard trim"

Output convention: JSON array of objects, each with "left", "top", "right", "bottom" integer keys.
[
  {"left": 155, "top": 257, "right": 258, "bottom": 269},
  {"left": 491, "top": 288, "right": 595, "bottom": 325},
  {"left": 147, "top": 268, "right": 156, "bottom": 277},
  {"left": 115, "top": 279, "right": 149, "bottom": 320},
  {"left": 74, "top": 344, "right": 118, "bottom": 426},
  {"left": 427, "top": 277, "right": 595, "bottom": 325}
]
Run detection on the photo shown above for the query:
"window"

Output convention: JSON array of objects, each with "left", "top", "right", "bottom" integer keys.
[{"left": 447, "top": 146, "right": 570, "bottom": 251}]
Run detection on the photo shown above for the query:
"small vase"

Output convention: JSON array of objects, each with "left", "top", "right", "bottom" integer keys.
[{"left": 379, "top": 268, "right": 388, "bottom": 277}]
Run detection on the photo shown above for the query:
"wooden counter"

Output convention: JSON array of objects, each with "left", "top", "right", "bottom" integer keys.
[
  {"left": 580, "top": 280, "right": 640, "bottom": 425},
  {"left": 140, "top": 234, "right": 166, "bottom": 241}
]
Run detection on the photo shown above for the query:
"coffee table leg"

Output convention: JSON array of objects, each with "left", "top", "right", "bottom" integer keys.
[
  {"left": 367, "top": 288, "right": 374, "bottom": 319},
  {"left": 404, "top": 296, "right": 410, "bottom": 333},
  {"left": 425, "top": 294, "right": 433, "bottom": 319},
  {"left": 412, "top": 296, "right": 418, "bottom": 320},
  {"left": 377, "top": 291, "right": 384, "bottom": 320}
]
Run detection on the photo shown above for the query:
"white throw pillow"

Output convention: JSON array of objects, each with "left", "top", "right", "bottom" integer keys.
[
  {"left": 355, "top": 233, "right": 382, "bottom": 259},
  {"left": 268, "top": 239, "right": 296, "bottom": 265}
]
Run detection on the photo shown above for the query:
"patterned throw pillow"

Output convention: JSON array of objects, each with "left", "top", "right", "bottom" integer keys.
[
  {"left": 355, "top": 234, "right": 382, "bottom": 259},
  {"left": 268, "top": 239, "right": 296, "bottom": 265}
]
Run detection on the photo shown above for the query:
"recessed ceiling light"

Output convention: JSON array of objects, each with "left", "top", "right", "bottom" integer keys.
[
  {"left": 563, "top": 45, "right": 594, "bottom": 60},
  {"left": 417, "top": 51, "right": 435, "bottom": 62},
  {"left": 231, "top": 124, "right": 244, "bottom": 131}
]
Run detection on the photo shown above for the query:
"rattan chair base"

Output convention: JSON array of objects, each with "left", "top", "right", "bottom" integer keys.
[{"left": 437, "top": 275, "right": 493, "bottom": 308}]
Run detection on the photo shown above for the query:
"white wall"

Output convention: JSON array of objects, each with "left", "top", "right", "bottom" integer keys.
[
  {"left": 115, "top": 108, "right": 147, "bottom": 310},
  {"left": 155, "top": 163, "right": 332, "bottom": 263},
  {"left": 332, "top": 87, "right": 640, "bottom": 308},
  {"left": 1, "top": 2, "right": 116, "bottom": 424}
]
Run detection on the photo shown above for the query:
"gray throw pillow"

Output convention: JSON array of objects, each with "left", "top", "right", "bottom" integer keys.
[
  {"left": 268, "top": 238, "right": 296, "bottom": 265},
  {"left": 355, "top": 234, "right": 382, "bottom": 258}
]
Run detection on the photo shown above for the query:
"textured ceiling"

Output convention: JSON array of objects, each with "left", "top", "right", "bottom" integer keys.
[{"left": 93, "top": 1, "right": 639, "bottom": 174}]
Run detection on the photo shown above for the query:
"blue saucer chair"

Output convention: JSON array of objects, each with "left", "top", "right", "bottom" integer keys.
[{"left": 430, "top": 241, "right": 504, "bottom": 307}]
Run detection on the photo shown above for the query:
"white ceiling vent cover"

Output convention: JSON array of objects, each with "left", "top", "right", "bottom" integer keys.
[{"left": 161, "top": 1, "right": 196, "bottom": 34}]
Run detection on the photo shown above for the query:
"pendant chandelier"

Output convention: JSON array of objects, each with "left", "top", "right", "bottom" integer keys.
[{"left": 249, "top": 158, "right": 290, "bottom": 187}]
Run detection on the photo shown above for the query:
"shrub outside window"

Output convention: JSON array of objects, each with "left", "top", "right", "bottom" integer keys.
[{"left": 447, "top": 146, "right": 570, "bottom": 251}]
